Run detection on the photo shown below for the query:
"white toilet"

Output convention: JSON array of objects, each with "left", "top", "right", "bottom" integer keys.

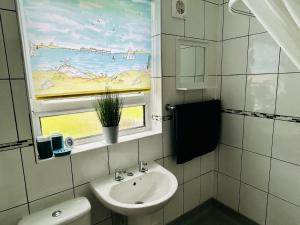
[{"left": 18, "top": 197, "right": 91, "bottom": 225}]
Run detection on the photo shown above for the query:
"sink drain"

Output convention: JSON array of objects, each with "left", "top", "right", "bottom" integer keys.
[{"left": 135, "top": 201, "right": 144, "bottom": 204}]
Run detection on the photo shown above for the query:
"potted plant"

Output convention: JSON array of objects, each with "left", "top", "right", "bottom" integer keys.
[{"left": 94, "top": 89, "right": 123, "bottom": 144}]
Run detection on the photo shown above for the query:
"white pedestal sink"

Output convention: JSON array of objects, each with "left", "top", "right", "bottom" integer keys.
[{"left": 91, "top": 162, "right": 178, "bottom": 225}]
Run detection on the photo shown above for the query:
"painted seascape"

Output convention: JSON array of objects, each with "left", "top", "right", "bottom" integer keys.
[{"left": 22, "top": 0, "right": 151, "bottom": 98}]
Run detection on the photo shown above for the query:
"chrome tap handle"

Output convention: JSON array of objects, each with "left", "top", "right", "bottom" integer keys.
[
  {"left": 115, "top": 169, "right": 124, "bottom": 181},
  {"left": 139, "top": 161, "right": 148, "bottom": 173}
]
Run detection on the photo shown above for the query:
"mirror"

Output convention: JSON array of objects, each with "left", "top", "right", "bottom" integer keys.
[{"left": 176, "top": 39, "right": 208, "bottom": 90}]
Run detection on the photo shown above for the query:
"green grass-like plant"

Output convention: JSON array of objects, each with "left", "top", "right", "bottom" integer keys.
[{"left": 94, "top": 90, "right": 123, "bottom": 127}]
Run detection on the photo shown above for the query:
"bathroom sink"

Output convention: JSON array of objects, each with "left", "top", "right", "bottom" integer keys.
[{"left": 90, "top": 162, "right": 178, "bottom": 217}]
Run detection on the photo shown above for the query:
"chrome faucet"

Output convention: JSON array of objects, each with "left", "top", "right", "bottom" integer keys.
[
  {"left": 114, "top": 169, "right": 124, "bottom": 181},
  {"left": 139, "top": 161, "right": 148, "bottom": 173}
]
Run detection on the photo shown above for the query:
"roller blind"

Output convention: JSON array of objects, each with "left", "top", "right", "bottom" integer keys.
[{"left": 20, "top": 0, "right": 151, "bottom": 99}]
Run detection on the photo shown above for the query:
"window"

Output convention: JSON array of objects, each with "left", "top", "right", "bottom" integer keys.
[
  {"left": 17, "top": 0, "right": 152, "bottom": 143},
  {"left": 40, "top": 106, "right": 145, "bottom": 139}
]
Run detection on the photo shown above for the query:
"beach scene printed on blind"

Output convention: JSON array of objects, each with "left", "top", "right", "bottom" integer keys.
[{"left": 21, "top": 0, "right": 151, "bottom": 98}]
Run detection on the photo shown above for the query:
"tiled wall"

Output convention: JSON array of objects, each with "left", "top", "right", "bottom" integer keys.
[
  {"left": 0, "top": 0, "right": 218, "bottom": 225},
  {"left": 215, "top": 1, "right": 300, "bottom": 225},
  {"left": 159, "top": 0, "right": 221, "bottom": 222}
]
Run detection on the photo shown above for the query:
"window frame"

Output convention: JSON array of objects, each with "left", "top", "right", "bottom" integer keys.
[
  {"left": 30, "top": 92, "right": 151, "bottom": 146},
  {"left": 16, "top": 0, "right": 153, "bottom": 148}
]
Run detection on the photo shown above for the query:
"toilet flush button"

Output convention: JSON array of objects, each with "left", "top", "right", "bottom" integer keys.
[{"left": 52, "top": 210, "right": 62, "bottom": 217}]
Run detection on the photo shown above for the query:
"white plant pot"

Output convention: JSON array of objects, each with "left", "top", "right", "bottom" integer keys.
[{"left": 103, "top": 126, "right": 119, "bottom": 144}]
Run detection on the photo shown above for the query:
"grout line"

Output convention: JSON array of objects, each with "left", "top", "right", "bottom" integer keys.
[
  {"left": 69, "top": 156, "right": 76, "bottom": 198},
  {"left": 216, "top": 1, "right": 225, "bottom": 201},
  {"left": 0, "top": 203, "right": 28, "bottom": 214},
  {"left": 264, "top": 47, "right": 282, "bottom": 225},
  {"left": 19, "top": 148, "right": 30, "bottom": 214},
  {"left": 0, "top": 7, "right": 16, "bottom": 12},
  {"left": 218, "top": 72, "right": 300, "bottom": 76},
  {"left": 0, "top": 13, "right": 20, "bottom": 142},
  {"left": 222, "top": 31, "right": 268, "bottom": 42},
  {"left": 137, "top": 139, "right": 140, "bottom": 163},
  {"left": 107, "top": 147, "right": 111, "bottom": 175},
  {"left": 161, "top": 32, "right": 219, "bottom": 43},
  {"left": 28, "top": 188, "right": 74, "bottom": 204},
  {"left": 73, "top": 182, "right": 90, "bottom": 189},
  {"left": 237, "top": 15, "right": 251, "bottom": 212},
  {"left": 203, "top": 1, "right": 206, "bottom": 40}
]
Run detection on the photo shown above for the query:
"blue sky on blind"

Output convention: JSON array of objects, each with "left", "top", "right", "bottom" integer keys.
[{"left": 22, "top": 0, "right": 151, "bottom": 53}]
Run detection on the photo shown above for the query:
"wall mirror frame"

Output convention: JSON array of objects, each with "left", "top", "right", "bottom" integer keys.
[{"left": 175, "top": 38, "right": 209, "bottom": 90}]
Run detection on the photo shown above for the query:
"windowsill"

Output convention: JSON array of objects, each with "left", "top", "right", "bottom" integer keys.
[
  {"left": 36, "top": 130, "right": 161, "bottom": 162},
  {"left": 37, "top": 129, "right": 162, "bottom": 162},
  {"left": 72, "top": 129, "right": 161, "bottom": 154}
]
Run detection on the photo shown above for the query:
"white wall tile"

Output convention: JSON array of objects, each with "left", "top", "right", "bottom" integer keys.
[
  {"left": 0, "top": 205, "right": 28, "bottom": 225},
  {"left": 223, "top": 3, "right": 249, "bottom": 39},
  {"left": 203, "top": 75, "right": 221, "bottom": 100},
  {"left": 249, "top": 17, "right": 266, "bottom": 35},
  {"left": 184, "top": 156, "right": 200, "bottom": 182},
  {"left": 139, "top": 134, "right": 163, "bottom": 162},
  {"left": 273, "top": 120, "right": 300, "bottom": 165},
  {"left": 221, "top": 75, "right": 246, "bottom": 110},
  {"left": 161, "top": 0, "right": 184, "bottom": 36},
  {"left": 247, "top": 33, "right": 280, "bottom": 74},
  {"left": 161, "top": 34, "right": 176, "bottom": 77},
  {"left": 108, "top": 140, "right": 138, "bottom": 172},
  {"left": 200, "top": 171, "right": 214, "bottom": 203},
  {"left": 185, "top": 0, "right": 204, "bottom": 39},
  {"left": 205, "top": 3, "right": 219, "bottom": 41},
  {"left": 22, "top": 147, "right": 73, "bottom": 201},
  {"left": 184, "top": 177, "right": 201, "bottom": 213},
  {"left": 75, "top": 184, "right": 111, "bottom": 225},
  {"left": 99, "top": 218, "right": 113, "bottom": 225},
  {"left": 243, "top": 116, "right": 273, "bottom": 156},
  {"left": 11, "top": 80, "right": 32, "bottom": 140},
  {"left": 221, "top": 113, "right": 244, "bottom": 148},
  {"left": 0, "top": 0, "right": 15, "bottom": 10},
  {"left": 149, "top": 209, "right": 164, "bottom": 225},
  {"left": 279, "top": 50, "right": 300, "bottom": 74},
  {"left": 267, "top": 195, "right": 300, "bottom": 225},
  {"left": 239, "top": 184, "right": 267, "bottom": 225},
  {"left": 0, "top": 150, "right": 27, "bottom": 211},
  {"left": 162, "top": 120, "right": 173, "bottom": 157},
  {"left": 164, "top": 185, "right": 184, "bottom": 224},
  {"left": 217, "top": 173, "right": 240, "bottom": 210},
  {"left": 1, "top": 11, "right": 24, "bottom": 78},
  {"left": 72, "top": 147, "right": 109, "bottom": 186},
  {"left": 209, "top": 0, "right": 221, "bottom": 4},
  {"left": 245, "top": 74, "right": 277, "bottom": 114},
  {"left": 162, "top": 77, "right": 184, "bottom": 115},
  {"left": 164, "top": 156, "right": 183, "bottom": 185},
  {"left": 219, "top": 144, "right": 241, "bottom": 179},
  {"left": 0, "top": 21, "right": 8, "bottom": 79},
  {"left": 0, "top": 81, "right": 17, "bottom": 144},
  {"left": 201, "top": 151, "right": 215, "bottom": 175},
  {"left": 151, "top": 35, "right": 162, "bottom": 77},
  {"left": 151, "top": 0, "right": 161, "bottom": 36},
  {"left": 183, "top": 89, "right": 203, "bottom": 104},
  {"left": 276, "top": 74, "right": 300, "bottom": 117},
  {"left": 241, "top": 151, "right": 270, "bottom": 192},
  {"left": 205, "top": 42, "right": 218, "bottom": 76},
  {"left": 151, "top": 78, "right": 162, "bottom": 123},
  {"left": 270, "top": 159, "right": 300, "bottom": 206},
  {"left": 29, "top": 190, "right": 74, "bottom": 213},
  {"left": 222, "top": 37, "right": 248, "bottom": 75}
]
